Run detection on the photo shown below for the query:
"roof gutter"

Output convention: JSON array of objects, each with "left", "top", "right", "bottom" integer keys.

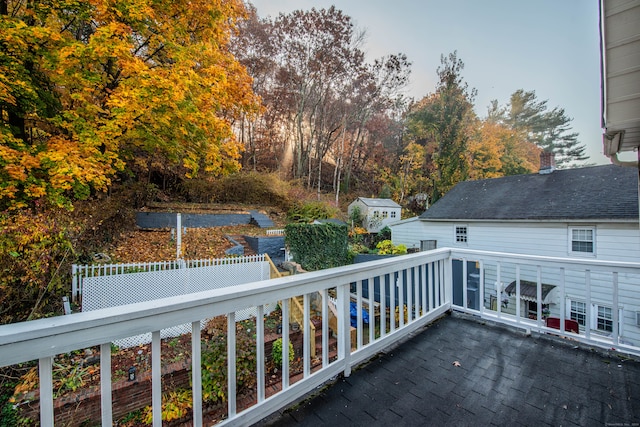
[
  {"left": 608, "top": 151, "right": 640, "bottom": 168},
  {"left": 604, "top": 130, "right": 639, "bottom": 168}
]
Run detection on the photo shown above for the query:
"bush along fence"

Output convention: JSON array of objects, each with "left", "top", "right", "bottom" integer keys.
[{"left": 284, "top": 222, "right": 348, "bottom": 271}]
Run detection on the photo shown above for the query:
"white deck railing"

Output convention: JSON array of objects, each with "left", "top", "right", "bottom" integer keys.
[
  {"left": 2, "top": 248, "right": 640, "bottom": 426},
  {"left": 449, "top": 249, "right": 640, "bottom": 356}
]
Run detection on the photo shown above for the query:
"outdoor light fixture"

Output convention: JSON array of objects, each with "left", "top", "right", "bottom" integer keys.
[{"left": 128, "top": 366, "right": 136, "bottom": 381}]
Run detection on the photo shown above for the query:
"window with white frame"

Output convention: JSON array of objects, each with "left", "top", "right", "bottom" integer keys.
[
  {"left": 596, "top": 305, "right": 613, "bottom": 333},
  {"left": 455, "top": 225, "right": 468, "bottom": 243},
  {"left": 569, "top": 227, "right": 595, "bottom": 254},
  {"left": 566, "top": 299, "right": 620, "bottom": 335},
  {"left": 390, "top": 211, "right": 397, "bottom": 219},
  {"left": 570, "top": 300, "right": 586, "bottom": 326},
  {"left": 382, "top": 211, "right": 388, "bottom": 218}
]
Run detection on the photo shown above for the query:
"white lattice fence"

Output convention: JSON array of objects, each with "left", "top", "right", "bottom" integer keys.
[
  {"left": 71, "top": 254, "right": 266, "bottom": 302},
  {"left": 79, "top": 255, "right": 275, "bottom": 347}
]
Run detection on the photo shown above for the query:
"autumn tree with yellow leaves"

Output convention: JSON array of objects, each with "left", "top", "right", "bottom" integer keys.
[
  {"left": 0, "top": 0, "right": 260, "bottom": 323},
  {"left": 0, "top": 0, "right": 260, "bottom": 210}
]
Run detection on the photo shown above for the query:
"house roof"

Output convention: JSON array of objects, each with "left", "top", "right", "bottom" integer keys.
[
  {"left": 419, "top": 164, "right": 639, "bottom": 221},
  {"left": 351, "top": 197, "right": 401, "bottom": 209}
]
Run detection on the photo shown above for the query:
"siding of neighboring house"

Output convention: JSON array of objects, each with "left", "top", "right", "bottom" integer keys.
[
  {"left": 388, "top": 217, "right": 422, "bottom": 250},
  {"left": 392, "top": 221, "right": 640, "bottom": 263}
]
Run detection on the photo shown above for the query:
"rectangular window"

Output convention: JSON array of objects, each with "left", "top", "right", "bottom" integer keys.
[
  {"left": 567, "top": 299, "right": 620, "bottom": 335},
  {"left": 390, "top": 211, "right": 397, "bottom": 218},
  {"left": 570, "top": 228, "right": 594, "bottom": 254},
  {"left": 382, "top": 211, "right": 388, "bottom": 218},
  {"left": 570, "top": 300, "right": 586, "bottom": 326},
  {"left": 596, "top": 306, "right": 613, "bottom": 333},
  {"left": 420, "top": 240, "right": 437, "bottom": 251},
  {"left": 455, "top": 226, "right": 468, "bottom": 243}
]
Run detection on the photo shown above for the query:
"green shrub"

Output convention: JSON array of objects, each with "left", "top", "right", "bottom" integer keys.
[
  {"left": 372, "top": 226, "right": 391, "bottom": 247},
  {"left": 271, "top": 338, "right": 294, "bottom": 367},
  {"left": 287, "top": 200, "right": 340, "bottom": 223},
  {"left": 0, "top": 210, "right": 74, "bottom": 324},
  {"left": 348, "top": 205, "right": 363, "bottom": 228},
  {"left": 201, "top": 316, "right": 257, "bottom": 403},
  {"left": 285, "top": 223, "right": 349, "bottom": 270},
  {"left": 376, "top": 240, "right": 407, "bottom": 255}
]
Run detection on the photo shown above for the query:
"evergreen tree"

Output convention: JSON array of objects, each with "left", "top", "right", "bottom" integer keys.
[{"left": 501, "top": 90, "right": 588, "bottom": 167}]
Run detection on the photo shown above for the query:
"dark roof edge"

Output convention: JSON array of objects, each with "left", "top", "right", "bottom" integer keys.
[{"left": 418, "top": 218, "right": 639, "bottom": 223}]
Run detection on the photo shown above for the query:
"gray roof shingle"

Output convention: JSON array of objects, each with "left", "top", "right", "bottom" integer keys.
[
  {"left": 419, "top": 164, "right": 638, "bottom": 221},
  {"left": 352, "top": 197, "right": 401, "bottom": 208}
]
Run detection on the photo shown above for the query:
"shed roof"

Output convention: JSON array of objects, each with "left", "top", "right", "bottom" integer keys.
[
  {"left": 351, "top": 197, "right": 401, "bottom": 209},
  {"left": 419, "top": 164, "right": 638, "bottom": 221}
]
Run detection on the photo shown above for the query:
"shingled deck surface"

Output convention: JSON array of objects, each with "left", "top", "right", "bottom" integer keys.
[{"left": 256, "top": 313, "right": 640, "bottom": 426}]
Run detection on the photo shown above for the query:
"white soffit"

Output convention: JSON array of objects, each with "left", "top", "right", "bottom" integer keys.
[{"left": 602, "top": 0, "right": 640, "bottom": 155}]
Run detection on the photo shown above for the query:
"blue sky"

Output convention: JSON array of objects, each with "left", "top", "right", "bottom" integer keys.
[{"left": 248, "top": 0, "right": 609, "bottom": 164}]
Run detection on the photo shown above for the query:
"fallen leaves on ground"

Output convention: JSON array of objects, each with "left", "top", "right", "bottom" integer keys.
[{"left": 107, "top": 225, "right": 261, "bottom": 262}]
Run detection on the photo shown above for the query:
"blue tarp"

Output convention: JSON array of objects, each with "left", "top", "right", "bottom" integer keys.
[{"left": 350, "top": 302, "right": 369, "bottom": 328}]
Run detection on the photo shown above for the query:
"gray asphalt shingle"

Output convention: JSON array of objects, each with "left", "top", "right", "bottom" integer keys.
[
  {"left": 257, "top": 313, "right": 640, "bottom": 426},
  {"left": 419, "top": 164, "right": 638, "bottom": 221}
]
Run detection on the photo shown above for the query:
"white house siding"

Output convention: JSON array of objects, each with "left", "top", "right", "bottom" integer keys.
[
  {"left": 392, "top": 220, "right": 640, "bottom": 262},
  {"left": 391, "top": 219, "right": 640, "bottom": 346},
  {"left": 388, "top": 218, "right": 423, "bottom": 251}
]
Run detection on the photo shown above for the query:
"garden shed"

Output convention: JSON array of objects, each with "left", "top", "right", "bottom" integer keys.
[{"left": 348, "top": 197, "right": 401, "bottom": 233}]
